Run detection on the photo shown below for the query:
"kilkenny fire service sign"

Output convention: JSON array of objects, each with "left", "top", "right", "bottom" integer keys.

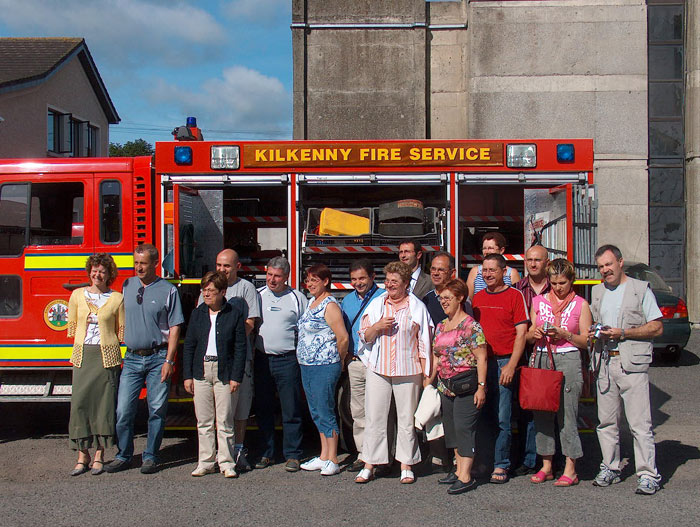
[{"left": 243, "top": 142, "right": 504, "bottom": 169}]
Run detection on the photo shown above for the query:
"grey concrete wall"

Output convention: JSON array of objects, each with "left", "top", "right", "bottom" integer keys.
[
  {"left": 467, "top": 0, "right": 649, "bottom": 263},
  {"left": 293, "top": 0, "right": 427, "bottom": 139},
  {"left": 428, "top": 1, "right": 469, "bottom": 139},
  {"left": 0, "top": 58, "right": 110, "bottom": 158},
  {"left": 686, "top": 0, "right": 700, "bottom": 320}
]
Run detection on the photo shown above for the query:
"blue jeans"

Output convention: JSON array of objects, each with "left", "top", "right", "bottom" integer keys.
[
  {"left": 115, "top": 350, "right": 170, "bottom": 463},
  {"left": 300, "top": 362, "right": 341, "bottom": 438},
  {"left": 254, "top": 350, "right": 304, "bottom": 460},
  {"left": 486, "top": 356, "right": 514, "bottom": 470}
]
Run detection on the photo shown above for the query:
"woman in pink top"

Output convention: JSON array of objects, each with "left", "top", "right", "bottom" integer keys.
[{"left": 526, "top": 258, "right": 592, "bottom": 487}]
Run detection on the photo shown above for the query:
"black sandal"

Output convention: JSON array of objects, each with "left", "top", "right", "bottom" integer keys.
[
  {"left": 490, "top": 471, "right": 509, "bottom": 484},
  {"left": 71, "top": 462, "right": 90, "bottom": 476}
]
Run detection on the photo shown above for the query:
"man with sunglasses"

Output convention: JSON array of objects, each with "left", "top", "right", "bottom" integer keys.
[{"left": 106, "top": 244, "right": 184, "bottom": 474}]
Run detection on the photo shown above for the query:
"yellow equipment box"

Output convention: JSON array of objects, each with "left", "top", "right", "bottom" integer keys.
[{"left": 319, "top": 208, "right": 371, "bottom": 236}]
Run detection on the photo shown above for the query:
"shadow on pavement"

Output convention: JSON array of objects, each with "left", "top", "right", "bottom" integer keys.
[
  {"left": 651, "top": 348, "right": 700, "bottom": 368},
  {"left": 656, "top": 439, "right": 700, "bottom": 481}
]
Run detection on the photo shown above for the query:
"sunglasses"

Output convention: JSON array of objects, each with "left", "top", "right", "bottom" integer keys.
[{"left": 136, "top": 286, "right": 145, "bottom": 305}]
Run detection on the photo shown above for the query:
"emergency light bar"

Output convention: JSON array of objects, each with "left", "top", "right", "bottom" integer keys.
[
  {"left": 506, "top": 144, "right": 536, "bottom": 168},
  {"left": 211, "top": 145, "right": 240, "bottom": 170}
]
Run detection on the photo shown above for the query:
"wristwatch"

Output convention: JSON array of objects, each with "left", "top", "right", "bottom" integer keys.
[
  {"left": 478, "top": 382, "right": 486, "bottom": 387},
  {"left": 165, "top": 359, "right": 175, "bottom": 366},
  {"left": 620, "top": 329, "right": 626, "bottom": 342}
]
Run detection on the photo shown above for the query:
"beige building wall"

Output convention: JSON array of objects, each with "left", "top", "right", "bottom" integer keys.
[
  {"left": 293, "top": 0, "right": 651, "bottom": 260},
  {"left": 467, "top": 0, "right": 649, "bottom": 263},
  {"left": 0, "top": 58, "right": 110, "bottom": 158},
  {"left": 686, "top": 0, "right": 700, "bottom": 320}
]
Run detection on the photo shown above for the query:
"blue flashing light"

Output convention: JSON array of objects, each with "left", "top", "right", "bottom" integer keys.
[
  {"left": 174, "top": 146, "right": 193, "bottom": 165},
  {"left": 557, "top": 144, "right": 575, "bottom": 163},
  {"left": 186, "top": 116, "right": 197, "bottom": 127}
]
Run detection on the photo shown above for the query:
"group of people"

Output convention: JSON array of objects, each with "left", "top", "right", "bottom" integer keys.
[{"left": 66, "top": 235, "right": 665, "bottom": 496}]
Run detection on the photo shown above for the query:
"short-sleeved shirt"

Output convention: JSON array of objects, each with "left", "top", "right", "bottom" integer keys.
[
  {"left": 472, "top": 286, "right": 528, "bottom": 357},
  {"left": 423, "top": 289, "right": 474, "bottom": 326},
  {"left": 514, "top": 275, "right": 551, "bottom": 311},
  {"left": 123, "top": 277, "right": 184, "bottom": 350},
  {"left": 297, "top": 296, "right": 341, "bottom": 366},
  {"left": 433, "top": 315, "right": 485, "bottom": 381},
  {"left": 599, "top": 281, "right": 662, "bottom": 351},
  {"left": 341, "top": 284, "right": 383, "bottom": 356},
  {"left": 257, "top": 286, "right": 308, "bottom": 354}
]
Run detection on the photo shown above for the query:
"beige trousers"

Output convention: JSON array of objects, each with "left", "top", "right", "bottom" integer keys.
[
  {"left": 363, "top": 368, "right": 422, "bottom": 466},
  {"left": 596, "top": 356, "right": 660, "bottom": 479},
  {"left": 193, "top": 361, "right": 238, "bottom": 471},
  {"left": 347, "top": 359, "right": 367, "bottom": 458}
]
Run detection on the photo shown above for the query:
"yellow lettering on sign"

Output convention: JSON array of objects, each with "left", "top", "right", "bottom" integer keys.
[
  {"left": 466, "top": 148, "right": 478, "bottom": 161},
  {"left": 359, "top": 148, "right": 370, "bottom": 161},
  {"left": 390, "top": 148, "right": 401, "bottom": 161},
  {"left": 312, "top": 149, "right": 324, "bottom": 161},
  {"left": 287, "top": 149, "right": 298, "bottom": 161},
  {"left": 300, "top": 149, "right": 310, "bottom": 161},
  {"left": 409, "top": 147, "right": 420, "bottom": 161},
  {"left": 433, "top": 148, "right": 445, "bottom": 161},
  {"left": 255, "top": 149, "right": 267, "bottom": 162},
  {"left": 340, "top": 148, "right": 351, "bottom": 161},
  {"left": 481, "top": 147, "right": 491, "bottom": 160}
]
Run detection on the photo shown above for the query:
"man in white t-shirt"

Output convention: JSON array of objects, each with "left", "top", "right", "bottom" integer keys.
[
  {"left": 589, "top": 245, "right": 663, "bottom": 495},
  {"left": 253, "top": 256, "right": 308, "bottom": 472}
]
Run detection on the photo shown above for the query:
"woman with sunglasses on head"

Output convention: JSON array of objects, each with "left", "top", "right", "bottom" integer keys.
[
  {"left": 296, "top": 264, "right": 349, "bottom": 476},
  {"left": 183, "top": 271, "right": 247, "bottom": 478},
  {"left": 67, "top": 253, "right": 124, "bottom": 476},
  {"left": 526, "top": 258, "right": 591, "bottom": 487},
  {"left": 425, "top": 279, "right": 487, "bottom": 494}
]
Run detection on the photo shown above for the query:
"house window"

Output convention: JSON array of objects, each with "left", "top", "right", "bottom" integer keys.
[{"left": 47, "top": 109, "right": 99, "bottom": 157}]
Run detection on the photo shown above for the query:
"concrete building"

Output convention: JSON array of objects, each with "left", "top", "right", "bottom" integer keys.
[
  {"left": 293, "top": 0, "right": 700, "bottom": 318},
  {"left": 0, "top": 38, "right": 119, "bottom": 159}
]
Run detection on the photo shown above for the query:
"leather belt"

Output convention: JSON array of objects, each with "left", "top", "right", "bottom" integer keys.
[
  {"left": 608, "top": 350, "right": 620, "bottom": 357},
  {"left": 129, "top": 344, "right": 167, "bottom": 356},
  {"left": 203, "top": 355, "right": 218, "bottom": 362}
]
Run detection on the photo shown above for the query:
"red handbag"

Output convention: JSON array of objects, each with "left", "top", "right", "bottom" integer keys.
[{"left": 519, "top": 338, "right": 564, "bottom": 412}]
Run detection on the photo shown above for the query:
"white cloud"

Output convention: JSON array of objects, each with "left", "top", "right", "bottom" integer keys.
[
  {"left": 0, "top": 0, "right": 227, "bottom": 68},
  {"left": 223, "top": 0, "right": 290, "bottom": 25},
  {"left": 149, "top": 65, "right": 291, "bottom": 136}
]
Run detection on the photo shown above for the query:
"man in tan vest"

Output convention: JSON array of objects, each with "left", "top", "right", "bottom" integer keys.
[{"left": 589, "top": 244, "right": 663, "bottom": 495}]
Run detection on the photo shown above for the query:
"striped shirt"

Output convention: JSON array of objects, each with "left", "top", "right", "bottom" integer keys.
[
  {"left": 473, "top": 264, "right": 514, "bottom": 296},
  {"left": 360, "top": 296, "right": 423, "bottom": 377}
]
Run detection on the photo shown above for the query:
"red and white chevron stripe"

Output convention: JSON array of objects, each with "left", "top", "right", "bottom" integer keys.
[
  {"left": 304, "top": 245, "right": 442, "bottom": 254},
  {"left": 239, "top": 265, "right": 267, "bottom": 272},
  {"left": 225, "top": 216, "right": 287, "bottom": 223},
  {"left": 459, "top": 216, "right": 524, "bottom": 223},
  {"left": 462, "top": 254, "right": 525, "bottom": 261}
]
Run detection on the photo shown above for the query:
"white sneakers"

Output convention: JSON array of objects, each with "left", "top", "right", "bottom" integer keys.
[
  {"left": 191, "top": 466, "right": 216, "bottom": 477},
  {"left": 300, "top": 456, "right": 326, "bottom": 471},
  {"left": 223, "top": 468, "right": 238, "bottom": 478},
  {"left": 320, "top": 460, "right": 340, "bottom": 476},
  {"left": 300, "top": 456, "right": 340, "bottom": 476}
]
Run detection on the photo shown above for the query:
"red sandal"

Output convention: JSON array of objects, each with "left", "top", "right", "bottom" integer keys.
[
  {"left": 530, "top": 470, "right": 554, "bottom": 483},
  {"left": 554, "top": 474, "right": 579, "bottom": 487}
]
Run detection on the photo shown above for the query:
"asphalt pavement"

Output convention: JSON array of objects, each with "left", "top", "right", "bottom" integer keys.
[{"left": 1, "top": 333, "right": 699, "bottom": 526}]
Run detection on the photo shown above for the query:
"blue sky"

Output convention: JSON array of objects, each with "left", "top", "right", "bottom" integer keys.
[{"left": 0, "top": 0, "right": 293, "bottom": 146}]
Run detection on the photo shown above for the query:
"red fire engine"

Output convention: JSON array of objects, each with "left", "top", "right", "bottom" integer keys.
[{"left": 0, "top": 128, "right": 596, "bottom": 400}]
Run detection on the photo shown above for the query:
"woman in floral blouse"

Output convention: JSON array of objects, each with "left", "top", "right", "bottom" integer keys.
[
  {"left": 428, "top": 279, "right": 488, "bottom": 494},
  {"left": 296, "top": 264, "right": 349, "bottom": 476}
]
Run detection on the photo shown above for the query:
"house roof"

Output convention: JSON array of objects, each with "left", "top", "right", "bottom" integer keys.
[{"left": 0, "top": 37, "right": 120, "bottom": 124}]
